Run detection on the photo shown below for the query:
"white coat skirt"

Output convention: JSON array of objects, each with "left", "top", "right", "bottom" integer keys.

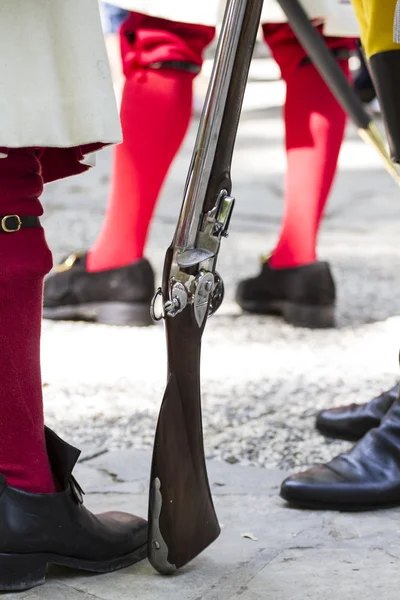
[
  {"left": 105, "top": 0, "right": 360, "bottom": 37},
  {"left": 0, "top": 0, "right": 121, "bottom": 182}
]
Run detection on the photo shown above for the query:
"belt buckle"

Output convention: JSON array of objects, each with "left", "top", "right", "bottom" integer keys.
[{"left": 1, "top": 215, "right": 22, "bottom": 233}]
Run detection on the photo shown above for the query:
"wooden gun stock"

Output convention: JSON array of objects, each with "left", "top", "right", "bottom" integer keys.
[{"left": 149, "top": 248, "right": 215, "bottom": 573}]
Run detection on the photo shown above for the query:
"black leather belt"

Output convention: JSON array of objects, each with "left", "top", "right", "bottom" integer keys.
[
  {"left": 149, "top": 60, "right": 201, "bottom": 74},
  {"left": 0, "top": 215, "right": 40, "bottom": 233},
  {"left": 300, "top": 48, "right": 351, "bottom": 67}
]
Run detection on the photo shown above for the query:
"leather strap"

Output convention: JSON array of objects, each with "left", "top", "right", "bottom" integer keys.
[
  {"left": 149, "top": 60, "right": 201, "bottom": 74},
  {"left": 300, "top": 47, "right": 351, "bottom": 67},
  {"left": 369, "top": 51, "right": 400, "bottom": 163},
  {"left": 0, "top": 215, "right": 41, "bottom": 233}
]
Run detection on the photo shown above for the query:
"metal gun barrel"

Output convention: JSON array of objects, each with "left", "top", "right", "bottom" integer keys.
[{"left": 173, "top": 0, "right": 249, "bottom": 251}]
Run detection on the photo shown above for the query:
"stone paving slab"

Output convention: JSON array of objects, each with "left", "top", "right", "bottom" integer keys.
[
  {"left": 233, "top": 547, "right": 400, "bottom": 600},
  {"left": 5, "top": 450, "right": 400, "bottom": 600}
]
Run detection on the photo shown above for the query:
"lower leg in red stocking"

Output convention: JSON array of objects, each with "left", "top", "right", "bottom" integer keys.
[
  {"left": 87, "top": 14, "right": 214, "bottom": 272},
  {"left": 0, "top": 150, "right": 54, "bottom": 493},
  {"left": 87, "top": 68, "right": 194, "bottom": 272},
  {"left": 263, "top": 24, "right": 354, "bottom": 269}
]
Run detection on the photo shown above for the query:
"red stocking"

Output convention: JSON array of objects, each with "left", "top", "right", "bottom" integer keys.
[
  {"left": 263, "top": 24, "right": 355, "bottom": 268},
  {"left": 87, "top": 13, "right": 214, "bottom": 272}
]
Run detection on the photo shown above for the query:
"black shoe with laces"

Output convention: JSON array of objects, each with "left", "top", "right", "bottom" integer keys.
[{"left": 0, "top": 428, "right": 147, "bottom": 592}]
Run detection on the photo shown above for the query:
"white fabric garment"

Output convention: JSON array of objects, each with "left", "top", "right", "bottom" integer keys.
[
  {"left": 106, "top": 0, "right": 359, "bottom": 37},
  {"left": 395, "top": 0, "right": 400, "bottom": 42},
  {"left": 0, "top": 0, "right": 121, "bottom": 150}
]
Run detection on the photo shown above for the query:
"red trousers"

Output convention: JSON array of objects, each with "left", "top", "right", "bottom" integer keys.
[{"left": 0, "top": 150, "right": 54, "bottom": 493}]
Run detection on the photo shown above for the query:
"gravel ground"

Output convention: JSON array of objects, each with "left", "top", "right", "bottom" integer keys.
[
  {"left": 40, "top": 60, "right": 400, "bottom": 473},
  {"left": 41, "top": 226, "right": 400, "bottom": 472}
]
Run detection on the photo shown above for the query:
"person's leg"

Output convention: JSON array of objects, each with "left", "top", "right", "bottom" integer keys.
[
  {"left": 88, "top": 14, "right": 214, "bottom": 272},
  {"left": 353, "top": 0, "right": 400, "bottom": 163},
  {"left": 43, "top": 13, "right": 214, "bottom": 326},
  {"left": 265, "top": 24, "right": 353, "bottom": 269},
  {"left": 0, "top": 149, "right": 54, "bottom": 494},
  {"left": 236, "top": 25, "right": 355, "bottom": 328},
  {"left": 0, "top": 149, "right": 147, "bottom": 592}
]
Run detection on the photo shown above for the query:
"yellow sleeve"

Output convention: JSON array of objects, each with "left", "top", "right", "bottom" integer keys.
[{"left": 351, "top": 0, "right": 399, "bottom": 57}]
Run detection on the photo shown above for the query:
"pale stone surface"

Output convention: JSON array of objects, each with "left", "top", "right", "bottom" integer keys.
[{"left": 4, "top": 450, "right": 399, "bottom": 599}]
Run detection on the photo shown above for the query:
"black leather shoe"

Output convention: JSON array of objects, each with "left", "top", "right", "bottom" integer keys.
[
  {"left": 281, "top": 396, "right": 400, "bottom": 511},
  {"left": 235, "top": 260, "right": 335, "bottom": 328},
  {"left": 354, "top": 42, "right": 376, "bottom": 104},
  {"left": 0, "top": 428, "right": 147, "bottom": 591},
  {"left": 316, "top": 383, "right": 399, "bottom": 441},
  {"left": 43, "top": 253, "right": 155, "bottom": 326}
]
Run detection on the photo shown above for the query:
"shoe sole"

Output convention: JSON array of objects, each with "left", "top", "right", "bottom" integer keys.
[
  {"left": 237, "top": 299, "right": 335, "bottom": 329},
  {"left": 280, "top": 493, "right": 400, "bottom": 512},
  {"left": 0, "top": 542, "right": 147, "bottom": 592},
  {"left": 43, "top": 302, "right": 154, "bottom": 327}
]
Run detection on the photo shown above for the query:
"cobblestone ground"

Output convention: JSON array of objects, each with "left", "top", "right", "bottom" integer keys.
[{"left": 41, "top": 59, "right": 400, "bottom": 472}]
